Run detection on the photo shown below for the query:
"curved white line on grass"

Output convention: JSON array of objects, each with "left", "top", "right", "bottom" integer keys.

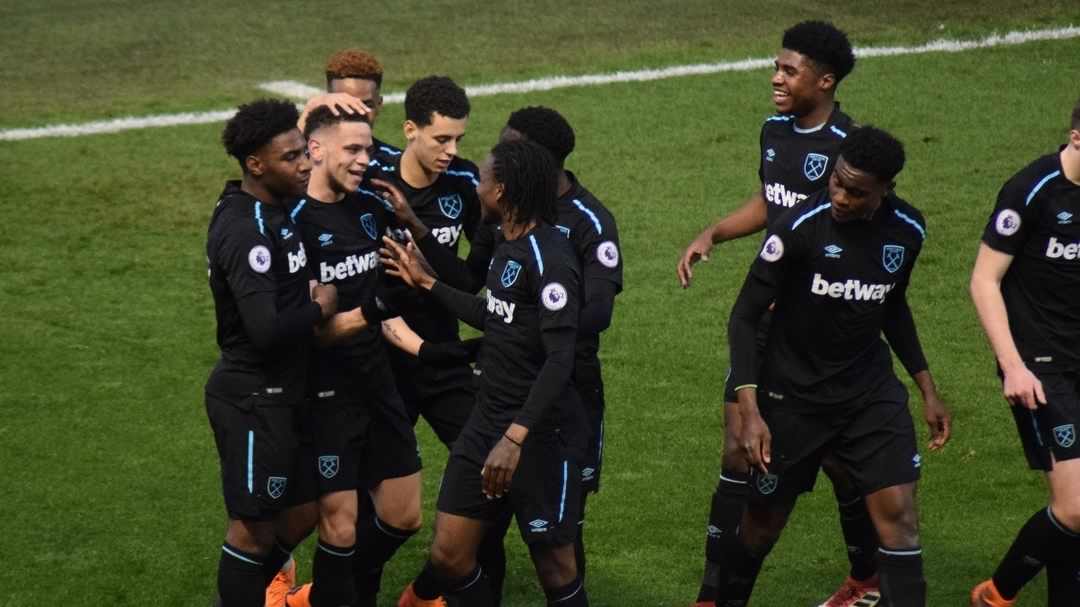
[{"left": 3, "top": 25, "right": 1078, "bottom": 142}]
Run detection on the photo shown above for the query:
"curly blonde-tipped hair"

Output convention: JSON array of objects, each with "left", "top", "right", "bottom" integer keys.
[{"left": 325, "top": 49, "right": 383, "bottom": 88}]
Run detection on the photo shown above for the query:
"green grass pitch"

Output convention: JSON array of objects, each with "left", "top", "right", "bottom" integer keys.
[{"left": 2, "top": 2, "right": 1080, "bottom": 605}]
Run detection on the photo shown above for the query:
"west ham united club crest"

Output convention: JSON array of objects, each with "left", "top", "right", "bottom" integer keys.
[
  {"left": 1054, "top": 424, "right": 1076, "bottom": 448},
  {"left": 882, "top": 244, "right": 905, "bottom": 274},
  {"left": 757, "top": 473, "right": 778, "bottom": 495},
  {"left": 439, "top": 194, "right": 463, "bottom": 219},
  {"left": 318, "top": 455, "right": 339, "bottom": 479},
  {"left": 803, "top": 152, "right": 829, "bottom": 181},
  {"left": 501, "top": 260, "right": 522, "bottom": 288},
  {"left": 267, "top": 476, "right": 288, "bottom": 500},
  {"left": 360, "top": 213, "right": 378, "bottom": 240}
]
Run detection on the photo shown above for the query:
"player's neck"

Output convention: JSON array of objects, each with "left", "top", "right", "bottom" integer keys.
[
  {"left": 400, "top": 147, "right": 439, "bottom": 189},
  {"left": 557, "top": 170, "right": 573, "bottom": 198},
  {"left": 502, "top": 219, "right": 538, "bottom": 240},
  {"left": 306, "top": 170, "right": 346, "bottom": 204},
  {"left": 241, "top": 175, "right": 283, "bottom": 207},
  {"left": 795, "top": 99, "right": 835, "bottom": 131},
  {"left": 1060, "top": 145, "right": 1080, "bottom": 185}
]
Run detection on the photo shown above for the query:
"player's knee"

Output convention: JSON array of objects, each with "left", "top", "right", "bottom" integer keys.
[
  {"left": 531, "top": 544, "right": 578, "bottom": 590},
  {"left": 382, "top": 504, "right": 422, "bottom": 531},
  {"left": 226, "top": 520, "right": 275, "bottom": 554},
  {"left": 1050, "top": 499, "right": 1080, "bottom": 533},
  {"left": 429, "top": 537, "right": 472, "bottom": 578},
  {"left": 874, "top": 502, "right": 919, "bottom": 547},
  {"left": 318, "top": 496, "right": 358, "bottom": 545},
  {"left": 740, "top": 505, "right": 788, "bottom": 555}
]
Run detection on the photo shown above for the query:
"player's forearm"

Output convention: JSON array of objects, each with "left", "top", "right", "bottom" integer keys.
[
  {"left": 910, "top": 369, "right": 939, "bottom": 402},
  {"left": 578, "top": 280, "right": 617, "bottom": 334},
  {"left": 416, "top": 232, "right": 486, "bottom": 293},
  {"left": 238, "top": 292, "right": 322, "bottom": 351},
  {"left": 883, "top": 293, "right": 929, "bottom": 376},
  {"left": 514, "top": 329, "right": 576, "bottom": 432},
  {"left": 315, "top": 307, "right": 367, "bottom": 346},
  {"left": 708, "top": 191, "right": 768, "bottom": 244},
  {"left": 727, "top": 274, "right": 773, "bottom": 389},
  {"left": 429, "top": 280, "right": 487, "bottom": 329},
  {"left": 970, "top": 271, "right": 1025, "bottom": 371},
  {"left": 380, "top": 316, "right": 422, "bottom": 356}
]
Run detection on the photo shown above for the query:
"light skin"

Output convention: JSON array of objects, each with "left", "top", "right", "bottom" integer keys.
[
  {"left": 970, "top": 125, "right": 1080, "bottom": 529},
  {"left": 676, "top": 49, "right": 839, "bottom": 289},
  {"left": 400, "top": 112, "right": 468, "bottom": 189},
  {"left": 329, "top": 77, "right": 383, "bottom": 126}
]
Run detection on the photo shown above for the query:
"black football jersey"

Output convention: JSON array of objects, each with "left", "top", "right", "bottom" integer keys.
[
  {"left": 475, "top": 225, "right": 581, "bottom": 433},
  {"left": 369, "top": 155, "right": 483, "bottom": 342},
  {"left": 759, "top": 105, "right": 855, "bottom": 228},
  {"left": 553, "top": 172, "right": 623, "bottom": 361},
  {"left": 289, "top": 185, "right": 393, "bottom": 377},
  {"left": 982, "top": 149, "right": 1080, "bottom": 371},
  {"left": 369, "top": 136, "right": 403, "bottom": 174},
  {"left": 206, "top": 181, "right": 315, "bottom": 398},
  {"left": 732, "top": 191, "right": 927, "bottom": 405}
]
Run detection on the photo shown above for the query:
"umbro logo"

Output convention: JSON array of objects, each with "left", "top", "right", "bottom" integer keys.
[
  {"left": 824, "top": 244, "right": 843, "bottom": 258},
  {"left": 528, "top": 519, "right": 549, "bottom": 533},
  {"left": 280, "top": 228, "right": 293, "bottom": 240},
  {"left": 318, "top": 233, "right": 334, "bottom": 247},
  {"left": 913, "top": 454, "right": 922, "bottom": 468},
  {"left": 1058, "top": 211, "right": 1073, "bottom": 224},
  {"left": 765, "top": 148, "right": 776, "bottom": 162},
  {"left": 706, "top": 525, "right": 723, "bottom": 538}
]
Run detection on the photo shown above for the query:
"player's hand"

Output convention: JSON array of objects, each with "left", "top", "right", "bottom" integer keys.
[
  {"left": 418, "top": 337, "right": 483, "bottom": 365},
  {"left": 1002, "top": 364, "right": 1047, "bottom": 410},
  {"left": 735, "top": 404, "right": 771, "bottom": 474},
  {"left": 921, "top": 390, "right": 952, "bottom": 451},
  {"left": 481, "top": 430, "right": 524, "bottom": 499},
  {"left": 370, "top": 178, "right": 429, "bottom": 239},
  {"left": 380, "top": 237, "right": 435, "bottom": 290},
  {"left": 677, "top": 231, "right": 714, "bottom": 288},
  {"left": 298, "top": 93, "right": 371, "bottom": 131},
  {"left": 312, "top": 283, "right": 338, "bottom": 320}
]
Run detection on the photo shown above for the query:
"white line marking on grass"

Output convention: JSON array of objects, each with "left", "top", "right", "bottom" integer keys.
[{"left": 3, "top": 25, "right": 1078, "bottom": 142}]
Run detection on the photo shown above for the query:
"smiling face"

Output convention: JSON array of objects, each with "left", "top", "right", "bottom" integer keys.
[
  {"left": 404, "top": 112, "right": 468, "bottom": 174},
  {"left": 309, "top": 120, "right": 373, "bottom": 194},
  {"left": 827, "top": 156, "right": 891, "bottom": 223},
  {"left": 771, "top": 49, "right": 832, "bottom": 117},
  {"left": 249, "top": 128, "right": 311, "bottom": 199}
]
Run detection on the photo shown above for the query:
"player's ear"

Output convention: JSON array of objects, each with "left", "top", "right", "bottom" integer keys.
[
  {"left": 245, "top": 154, "right": 263, "bottom": 177},
  {"left": 1070, "top": 129, "right": 1080, "bottom": 149},
  {"left": 307, "top": 137, "right": 323, "bottom": 163},
  {"left": 818, "top": 71, "right": 836, "bottom": 93},
  {"left": 403, "top": 120, "right": 417, "bottom": 143}
]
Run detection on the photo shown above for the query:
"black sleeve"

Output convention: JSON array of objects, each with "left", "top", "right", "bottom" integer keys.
[
  {"left": 415, "top": 224, "right": 494, "bottom": 293},
  {"left": 429, "top": 280, "right": 487, "bottom": 330},
  {"left": 514, "top": 327, "right": 576, "bottom": 430},
  {"left": 514, "top": 248, "right": 580, "bottom": 430},
  {"left": 579, "top": 280, "right": 617, "bottom": 334},
  {"left": 727, "top": 232, "right": 792, "bottom": 391},
  {"left": 882, "top": 286, "right": 929, "bottom": 376},
  {"left": 981, "top": 171, "right": 1038, "bottom": 255},
  {"left": 236, "top": 291, "right": 321, "bottom": 351}
]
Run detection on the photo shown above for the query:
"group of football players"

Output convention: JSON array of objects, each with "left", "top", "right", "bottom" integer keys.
[{"left": 203, "top": 18, "right": 1080, "bottom": 607}]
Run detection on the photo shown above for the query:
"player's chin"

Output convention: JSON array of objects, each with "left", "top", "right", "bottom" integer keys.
[
  {"left": 771, "top": 91, "right": 792, "bottom": 112},
  {"left": 345, "top": 171, "right": 365, "bottom": 190}
]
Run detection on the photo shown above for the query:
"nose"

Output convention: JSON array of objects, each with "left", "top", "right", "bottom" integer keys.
[
  {"left": 771, "top": 69, "right": 784, "bottom": 86},
  {"left": 446, "top": 140, "right": 458, "bottom": 158}
]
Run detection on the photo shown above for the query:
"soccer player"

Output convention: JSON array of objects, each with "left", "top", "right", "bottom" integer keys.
[
  {"left": 383, "top": 139, "right": 588, "bottom": 607},
  {"left": 723, "top": 126, "right": 930, "bottom": 607},
  {"left": 205, "top": 98, "right": 337, "bottom": 607},
  {"left": 281, "top": 106, "right": 424, "bottom": 607},
  {"left": 969, "top": 99, "right": 1080, "bottom": 606},
  {"left": 388, "top": 106, "right": 622, "bottom": 588},
  {"left": 676, "top": 22, "right": 947, "bottom": 607}
]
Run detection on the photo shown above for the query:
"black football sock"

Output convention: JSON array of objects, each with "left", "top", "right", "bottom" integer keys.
[
  {"left": 310, "top": 540, "right": 356, "bottom": 607},
  {"left": 478, "top": 510, "right": 512, "bottom": 605},
  {"left": 699, "top": 469, "right": 749, "bottom": 602},
  {"left": 715, "top": 538, "right": 765, "bottom": 607},
  {"left": 446, "top": 566, "right": 495, "bottom": 606},
  {"left": 218, "top": 543, "right": 266, "bottom": 607},
  {"left": 1047, "top": 556, "right": 1080, "bottom": 606},
  {"left": 261, "top": 539, "right": 296, "bottom": 586},
  {"left": 545, "top": 576, "right": 588, "bottom": 606},
  {"left": 413, "top": 560, "right": 447, "bottom": 601},
  {"left": 877, "top": 546, "right": 926, "bottom": 607},
  {"left": 991, "top": 507, "right": 1070, "bottom": 599},
  {"left": 836, "top": 493, "right": 879, "bottom": 581},
  {"left": 353, "top": 514, "right": 418, "bottom": 602}
]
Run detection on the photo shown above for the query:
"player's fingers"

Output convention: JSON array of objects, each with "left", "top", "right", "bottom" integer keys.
[
  {"left": 481, "top": 464, "right": 494, "bottom": 499},
  {"left": 677, "top": 261, "right": 690, "bottom": 288},
  {"left": 761, "top": 430, "right": 772, "bottom": 467},
  {"left": 1035, "top": 379, "right": 1048, "bottom": 406}
]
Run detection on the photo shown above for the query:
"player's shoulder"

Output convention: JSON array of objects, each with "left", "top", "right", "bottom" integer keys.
[
  {"left": 760, "top": 112, "right": 795, "bottom": 136},
  {"left": 212, "top": 181, "right": 273, "bottom": 237},
  {"left": 560, "top": 177, "right": 618, "bottom": 238},
  {"left": 782, "top": 190, "right": 832, "bottom": 232},
  {"left": 526, "top": 224, "right": 578, "bottom": 273},
  {"left": 444, "top": 157, "right": 480, "bottom": 187},
  {"left": 885, "top": 193, "right": 928, "bottom": 246},
  {"left": 1000, "top": 151, "right": 1064, "bottom": 206},
  {"left": 827, "top": 106, "right": 855, "bottom": 140}
]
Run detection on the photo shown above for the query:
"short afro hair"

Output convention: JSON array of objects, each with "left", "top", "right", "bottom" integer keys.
[
  {"left": 325, "top": 49, "right": 383, "bottom": 89},
  {"left": 1071, "top": 96, "right": 1080, "bottom": 131},
  {"left": 490, "top": 139, "right": 558, "bottom": 227},
  {"left": 838, "top": 125, "right": 906, "bottom": 183},
  {"left": 506, "top": 106, "right": 576, "bottom": 167},
  {"left": 404, "top": 76, "right": 470, "bottom": 126},
  {"left": 222, "top": 99, "right": 300, "bottom": 171},
  {"left": 782, "top": 21, "right": 856, "bottom": 84},
  {"left": 303, "top": 104, "right": 370, "bottom": 139}
]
